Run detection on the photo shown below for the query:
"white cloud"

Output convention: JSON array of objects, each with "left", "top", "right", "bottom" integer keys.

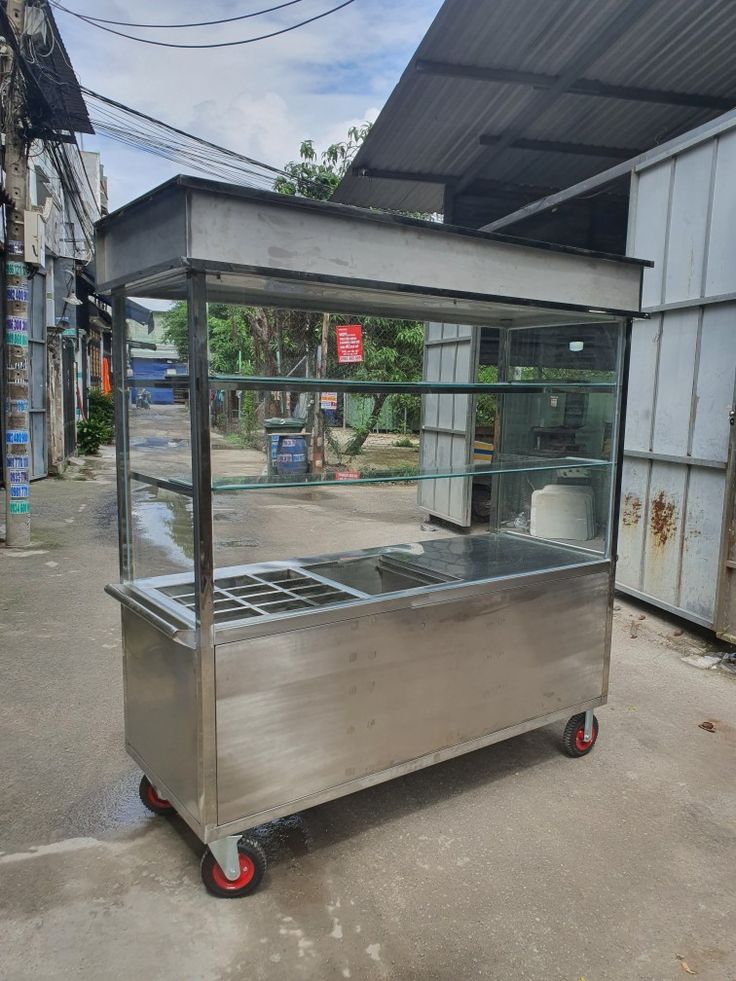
[{"left": 59, "top": 0, "right": 443, "bottom": 209}]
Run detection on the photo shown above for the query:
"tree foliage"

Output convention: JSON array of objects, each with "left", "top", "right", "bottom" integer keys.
[
  {"left": 332, "top": 315, "right": 425, "bottom": 455},
  {"left": 162, "top": 123, "right": 430, "bottom": 457},
  {"left": 274, "top": 125, "right": 372, "bottom": 200},
  {"left": 162, "top": 302, "right": 255, "bottom": 374}
]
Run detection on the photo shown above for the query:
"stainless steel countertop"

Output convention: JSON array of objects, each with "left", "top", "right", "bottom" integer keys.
[{"left": 379, "top": 534, "right": 600, "bottom": 582}]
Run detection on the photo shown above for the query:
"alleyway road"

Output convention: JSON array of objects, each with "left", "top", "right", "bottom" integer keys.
[{"left": 1, "top": 451, "right": 735, "bottom": 981}]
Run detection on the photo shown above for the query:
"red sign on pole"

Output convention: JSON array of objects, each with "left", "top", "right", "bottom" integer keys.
[{"left": 335, "top": 324, "right": 363, "bottom": 363}]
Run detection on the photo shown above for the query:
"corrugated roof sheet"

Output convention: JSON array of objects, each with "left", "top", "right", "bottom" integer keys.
[
  {"left": 0, "top": 3, "right": 94, "bottom": 137},
  {"left": 334, "top": 0, "right": 736, "bottom": 215}
]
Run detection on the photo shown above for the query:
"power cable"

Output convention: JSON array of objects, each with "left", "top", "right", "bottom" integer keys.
[
  {"left": 49, "top": 0, "right": 309, "bottom": 29},
  {"left": 48, "top": 0, "right": 357, "bottom": 49},
  {"left": 82, "top": 87, "right": 335, "bottom": 196}
]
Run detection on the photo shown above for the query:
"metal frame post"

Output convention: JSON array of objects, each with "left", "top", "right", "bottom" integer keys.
[
  {"left": 187, "top": 271, "right": 217, "bottom": 829},
  {"left": 111, "top": 290, "right": 132, "bottom": 580},
  {"left": 602, "top": 317, "right": 633, "bottom": 698}
]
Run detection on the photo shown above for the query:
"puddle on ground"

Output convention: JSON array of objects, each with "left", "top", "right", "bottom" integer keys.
[
  {"left": 249, "top": 814, "right": 313, "bottom": 863},
  {"left": 131, "top": 487, "right": 193, "bottom": 566}
]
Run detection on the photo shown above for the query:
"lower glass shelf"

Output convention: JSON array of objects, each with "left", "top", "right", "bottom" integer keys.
[{"left": 208, "top": 455, "right": 610, "bottom": 492}]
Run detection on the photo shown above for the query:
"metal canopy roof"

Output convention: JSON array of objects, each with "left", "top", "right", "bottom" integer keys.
[
  {"left": 334, "top": 0, "right": 736, "bottom": 221},
  {"left": 0, "top": 4, "right": 93, "bottom": 138},
  {"left": 95, "top": 175, "right": 647, "bottom": 323}
]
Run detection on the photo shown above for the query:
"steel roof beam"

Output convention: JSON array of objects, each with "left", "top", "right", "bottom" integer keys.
[
  {"left": 478, "top": 135, "right": 642, "bottom": 159},
  {"left": 452, "top": 0, "right": 660, "bottom": 195},
  {"left": 481, "top": 107, "right": 736, "bottom": 233},
  {"left": 416, "top": 59, "right": 734, "bottom": 112},
  {"left": 351, "top": 167, "right": 453, "bottom": 185}
]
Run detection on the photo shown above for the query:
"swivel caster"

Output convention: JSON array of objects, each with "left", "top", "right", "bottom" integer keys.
[
  {"left": 139, "top": 775, "right": 175, "bottom": 816},
  {"left": 201, "top": 837, "right": 267, "bottom": 898},
  {"left": 562, "top": 712, "right": 599, "bottom": 758}
]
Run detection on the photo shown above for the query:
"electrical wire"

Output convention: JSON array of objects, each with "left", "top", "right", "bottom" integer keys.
[
  {"left": 49, "top": 0, "right": 310, "bottom": 29},
  {"left": 48, "top": 0, "right": 357, "bottom": 49},
  {"left": 82, "top": 87, "right": 338, "bottom": 197}
]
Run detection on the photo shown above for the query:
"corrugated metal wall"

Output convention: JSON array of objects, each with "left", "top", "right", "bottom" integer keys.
[
  {"left": 618, "top": 122, "right": 736, "bottom": 634},
  {"left": 418, "top": 324, "right": 478, "bottom": 526}
]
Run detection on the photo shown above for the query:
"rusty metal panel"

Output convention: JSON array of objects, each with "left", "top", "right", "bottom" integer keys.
[
  {"left": 619, "top": 123, "right": 736, "bottom": 633},
  {"left": 629, "top": 166, "right": 671, "bottom": 308},
  {"left": 705, "top": 128, "right": 736, "bottom": 298},
  {"left": 641, "top": 462, "right": 687, "bottom": 608},
  {"left": 617, "top": 458, "right": 647, "bottom": 592},
  {"left": 651, "top": 309, "right": 699, "bottom": 457},
  {"left": 691, "top": 304, "right": 736, "bottom": 462},
  {"left": 663, "top": 142, "right": 715, "bottom": 304},
  {"left": 624, "top": 315, "right": 660, "bottom": 453},
  {"left": 679, "top": 468, "right": 727, "bottom": 622}
]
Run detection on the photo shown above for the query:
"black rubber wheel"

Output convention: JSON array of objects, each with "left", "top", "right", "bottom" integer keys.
[
  {"left": 562, "top": 713, "right": 599, "bottom": 758},
  {"left": 201, "top": 838, "right": 267, "bottom": 898},
  {"left": 138, "top": 775, "right": 175, "bottom": 816}
]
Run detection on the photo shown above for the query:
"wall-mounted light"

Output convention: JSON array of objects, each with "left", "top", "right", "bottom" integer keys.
[{"left": 569, "top": 340, "right": 584, "bottom": 352}]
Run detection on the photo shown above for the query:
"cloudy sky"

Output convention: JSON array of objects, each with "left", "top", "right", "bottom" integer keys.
[{"left": 55, "top": 0, "right": 443, "bottom": 211}]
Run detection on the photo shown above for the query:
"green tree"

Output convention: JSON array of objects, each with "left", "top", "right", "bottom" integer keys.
[
  {"left": 332, "top": 316, "right": 424, "bottom": 456},
  {"left": 161, "top": 125, "right": 428, "bottom": 457},
  {"left": 275, "top": 126, "right": 427, "bottom": 456},
  {"left": 274, "top": 126, "right": 372, "bottom": 200},
  {"left": 162, "top": 302, "right": 255, "bottom": 373}
]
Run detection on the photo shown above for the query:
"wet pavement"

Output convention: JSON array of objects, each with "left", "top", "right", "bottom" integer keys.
[{"left": 1, "top": 450, "right": 736, "bottom": 981}]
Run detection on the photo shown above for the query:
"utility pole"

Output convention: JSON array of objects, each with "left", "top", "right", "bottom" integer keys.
[{"left": 3, "top": 0, "right": 31, "bottom": 547}]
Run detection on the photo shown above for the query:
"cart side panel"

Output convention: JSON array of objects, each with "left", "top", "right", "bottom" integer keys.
[
  {"left": 122, "top": 609, "right": 201, "bottom": 824},
  {"left": 214, "top": 569, "right": 609, "bottom": 826}
]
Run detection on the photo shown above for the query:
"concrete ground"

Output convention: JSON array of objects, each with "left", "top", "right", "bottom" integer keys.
[{"left": 1, "top": 450, "right": 735, "bottom": 981}]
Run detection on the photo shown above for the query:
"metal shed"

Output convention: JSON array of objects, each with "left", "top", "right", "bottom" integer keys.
[
  {"left": 470, "top": 116, "right": 736, "bottom": 640},
  {"left": 617, "top": 118, "right": 736, "bottom": 638}
]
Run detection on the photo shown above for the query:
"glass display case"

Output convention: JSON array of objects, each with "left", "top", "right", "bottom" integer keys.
[{"left": 98, "top": 177, "right": 647, "bottom": 897}]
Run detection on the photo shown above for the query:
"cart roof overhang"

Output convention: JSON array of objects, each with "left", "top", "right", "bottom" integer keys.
[{"left": 95, "top": 176, "right": 649, "bottom": 325}]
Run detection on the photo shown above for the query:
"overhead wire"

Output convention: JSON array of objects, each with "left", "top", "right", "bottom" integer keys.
[
  {"left": 14, "top": 6, "right": 357, "bottom": 216},
  {"left": 82, "top": 87, "right": 339, "bottom": 197},
  {"left": 51, "top": 0, "right": 310, "bottom": 29},
  {"left": 47, "top": 0, "right": 357, "bottom": 49}
]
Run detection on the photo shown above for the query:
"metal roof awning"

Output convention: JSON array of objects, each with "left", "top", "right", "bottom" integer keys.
[
  {"left": 334, "top": 0, "right": 736, "bottom": 229},
  {"left": 95, "top": 175, "right": 650, "bottom": 324},
  {"left": 0, "top": 4, "right": 93, "bottom": 138}
]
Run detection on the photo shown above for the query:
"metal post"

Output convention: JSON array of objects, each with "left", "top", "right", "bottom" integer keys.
[
  {"left": 583, "top": 709, "right": 594, "bottom": 743},
  {"left": 602, "top": 318, "right": 633, "bottom": 699},
  {"left": 490, "top": 327, "right": 511, "bottom": 533},
  {"left": 311, "top": 311, "right": 330, "bottom": 473},
  {"left": 187, "top": 271, "right": 217, "bottom": 829},
  {"left": 111, "top": 290, "right": 132, "bottom": 580},
  {"left": 3, "top": 0, "right": 31, "bottom": 547}
]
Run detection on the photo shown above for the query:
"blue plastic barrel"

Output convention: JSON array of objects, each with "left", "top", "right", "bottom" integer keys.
[{"left": 275, "top": 435, "right": 308, "bottom": 476}]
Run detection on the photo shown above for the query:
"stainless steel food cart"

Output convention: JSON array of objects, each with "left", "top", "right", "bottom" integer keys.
[{"left": 98, "top": 176, "right": 648, "bottom": 897}]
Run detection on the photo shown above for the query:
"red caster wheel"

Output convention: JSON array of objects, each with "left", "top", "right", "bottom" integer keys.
[
  {"left": 201, "top": 838, "right": 267, "bottom": 898},
  {"left": 562, "top": 713, "right": 599, "bottom": 758},
  {"left": 139, "top": 775, "right": 175, "bottom": 816}
]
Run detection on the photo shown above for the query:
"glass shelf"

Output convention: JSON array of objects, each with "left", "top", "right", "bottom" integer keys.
[
  {"left": 130, "top": 456, "right": 611, "bottom": 495},
  {"left": 126, "top": 374, "right": 616, "bottom": 396}
]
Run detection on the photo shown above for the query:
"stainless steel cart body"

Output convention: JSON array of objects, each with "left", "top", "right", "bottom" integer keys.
[{"left": 98, "top": 177, "right": 647, "bottom": 893}]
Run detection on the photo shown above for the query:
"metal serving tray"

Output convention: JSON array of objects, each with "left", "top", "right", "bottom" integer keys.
[
  {"left": 158, "top": 567, "right": 362, "bottom": 624},
  {"left": 156, "top": 557, "right": 458, "bottom": 626}
]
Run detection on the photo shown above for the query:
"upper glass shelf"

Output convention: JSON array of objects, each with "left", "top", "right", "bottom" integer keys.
[
  {"left": 127, "top": 374, "right": 616, "bottom": 395},
  {"left": 129, "top": 456, "right": 611, "bottom": 495}
]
